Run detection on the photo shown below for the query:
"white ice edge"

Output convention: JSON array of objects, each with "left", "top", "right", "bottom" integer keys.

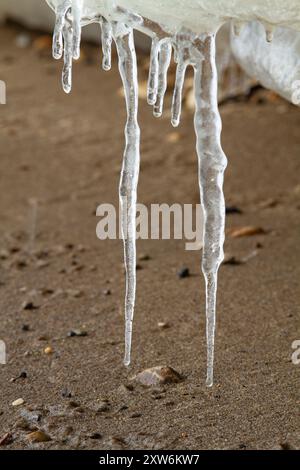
[{"left": 47, "top": 0, "right": 300, "bottom": 34}]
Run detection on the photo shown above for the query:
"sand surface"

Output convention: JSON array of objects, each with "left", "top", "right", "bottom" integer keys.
[{"left": 0, "top": 23, "right": 299, "bottom": 450}]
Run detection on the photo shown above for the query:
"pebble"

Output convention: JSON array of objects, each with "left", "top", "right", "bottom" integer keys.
[
  {"left": 21, "top": 324, "right": 30, "bottom": 332},
  {"left": 26, "top": 430, "right": 51, "bottom": 443},
  {"left": 67, "top": 329, "right": 88, "bottom": 338},
  {"left": 133, "top": 366, "right": 183, "bottom": 386},
  {"left": 222, "top": 254, "right": 243, "bottom": 266},
  {"left": 138, "top": 253, "right": 151, "bottom": 261},
  {"left": 102, "top": 289, "right": 111, "bottom": 296},
  {"left": 10, "top": 371, "right": 27, "bottom": 382},
  {"left": 177, "top": 267, "right": 190, "bottom": 279},
  {"left": 88, "top": 432, "right": 102, "bottom": 440},
  {"left": 230, "top": 226, "right": 266, "bottom": 238},
  {"left": 44, "top": 346, "right": 53, "bottom": 355},
  {"left": 226, "top": 206, "right": 243, "bottom": 215},
  {"left": 158, "top": 321, "right": 170, "bottom": 329},
  {"left": 130, "top": 412, "right": 142, "bottom": 418},
  {"left": 22, "top": 301, "right": 39, "bottom": 310},
  {"left": 12, "top": 398, "right": 25, "bottom": 407},
  {"left": 0, "top": 433, "right": 13, "bottom": 446}
]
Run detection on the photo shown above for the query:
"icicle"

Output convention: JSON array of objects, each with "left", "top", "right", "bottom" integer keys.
[
  {"left": 171, "top": 35, "right": 190, "bottom": 127},
  {"left": 52, "top": 0, "right": 83, "bottom": 93},
  {"left": 153, "top": 41, "right": 172, "bottom": 117},
  {"left": 147, "top": 38, "right": 160, "bottom": 105},
  {"left": 61, "top": 12, "right": 73, "bottom": 93},
  {"left": 192, "top": 34, "right": 227, "bottom": 387},
  {"left": 112, "top": 22, "right": 140, "bottom": 367},
  {"left": 72, "top": 0, "right": 83, "bottom": 59},
  {"left": 100, "top": 17, "right": 112, "bottom": 71}
]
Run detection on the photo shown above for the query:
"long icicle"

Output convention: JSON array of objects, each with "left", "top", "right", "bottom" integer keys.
[
  {"left": 193, "top": 34, "right": 227, "bottom": 387},
  {"left": 113, "top": 23, "right": 140, "bottom": 367}
]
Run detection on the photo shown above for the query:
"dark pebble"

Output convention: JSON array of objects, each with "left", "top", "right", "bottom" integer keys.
[
  {"left": 21, "top": 324, "right": 30, "bottom": 332},
  {"left": 130, "top": 412, "right": 142, "bottom": 418},
  {"left": 67, "top": 330, "right": 88, "bottom": 338},
  {"left": 22, "top": 301, "right": 39, "bottom": 310},
  {"left": 102, "top": 289, "right": 111, "bottom": 296},
  {"left": 226, "top": 206, "right": 243, "bottom": 215},
  {"left": 177, "top": 268, "right": 190, "bottom": 279},
  {"left": 89, "top": 432, "right": 102, "bottom": 440},
  {"left": 0, "top": 433, "right": 13, "bottom": 446}
]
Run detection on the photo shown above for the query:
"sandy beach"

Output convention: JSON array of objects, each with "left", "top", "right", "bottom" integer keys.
[{"left": 0, "top": 23, "right": 299, "bottom": 450}]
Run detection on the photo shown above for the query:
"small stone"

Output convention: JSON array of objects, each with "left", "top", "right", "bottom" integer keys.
[
  {"left": 177, "top": 267, "right": 190, "bottom": 279},
  {"left": 230, "top": 226, "right": 266, "bottom": 238},
  {"left": 226, "top": 206, "right": 242, "bottom": 215},
  {"left": 0, "top": 433, "right": 13, "bottom": 446},
  {"left": 158, "top": 321, "right": 170, "bottom": 329},
  {"left": 10, "top": 371, "right": 27, "bottom": 382},
  {"left": 222, "top": 254, "right": 243, "bottom": 266},
  {"left": 27, "top": 430, "right": 51, "bottom": 443},
  {"left": 130, "top": 412, "right": 142, "bottom": 418},
  {"left": 133, "top": 366, "right": 183, "bottom": 386},
  {"left": 12, "top": 398, "right": 25, "bottom": 407},
  {"left": 138, "top": 253, "right": 151, "bottom": 261},
  {"left": 88, "top": 432, "right": 102, "bottom": 440},
  {"left": 67, "top": 329, "right": 88, "bottom": 338},
  {"left": 21, "top": 324, "right": 30, "bottom": 332},
  {"left": 102, "top": 289, "right": 111, "bottom": 296},
  {"left": 22, "top": 301, "right": 39, "bottom": 310},
  {"left": 44, "top": 346, "right": 53, "bottom": 355}
]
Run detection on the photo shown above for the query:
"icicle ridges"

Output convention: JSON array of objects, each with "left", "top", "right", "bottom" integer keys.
[
  {"left": 50, "top": 0, "right": 229, "bottom": 386},
  {"left": 112, "top": 21, "right": 140, "bottom": 367}
]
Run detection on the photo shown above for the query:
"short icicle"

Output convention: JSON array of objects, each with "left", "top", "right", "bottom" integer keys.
[
  {"left": 100, "top": 17, "right": 113, "bottom": 71},
  {"left": 193, "top": 34, "right": 227, "bottom": 387},
  {"left": 153, "top": 40, "right": 172, "bottom": 117},
  {"left": 171, "top": 34, "right": 192, "bottom": 127},
  {"left": 113, "top": 23, "right": 140, "bottom": 367},
  {"left": 147, "top": 37, "right": 160, "bottom": 105}
]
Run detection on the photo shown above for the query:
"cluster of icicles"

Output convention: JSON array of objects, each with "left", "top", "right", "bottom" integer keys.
[{"left": 50, "top": 1, "right": 245, "bottom": 387}]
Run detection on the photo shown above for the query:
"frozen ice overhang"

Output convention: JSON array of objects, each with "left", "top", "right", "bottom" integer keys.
[{"left": 46, "top": 0, "right": 300, "bottom": 35}]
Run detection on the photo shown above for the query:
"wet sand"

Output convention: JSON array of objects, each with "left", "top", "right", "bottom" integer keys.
[{"left": 0, "top": 24, "right": 299, "bottom": 450}]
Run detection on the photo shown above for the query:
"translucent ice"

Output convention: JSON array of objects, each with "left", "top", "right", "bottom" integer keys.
[{"left": 46, "top": 0, "right": 300, "bottom": 386}]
